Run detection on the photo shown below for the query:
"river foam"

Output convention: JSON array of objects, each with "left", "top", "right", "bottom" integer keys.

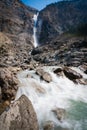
[{"left": 16, "top": 66, "right": 87, "bottom": 130}]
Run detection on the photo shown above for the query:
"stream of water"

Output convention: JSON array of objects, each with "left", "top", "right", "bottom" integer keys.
[
  {"left": 33, "top": 12, "right": 39, "bottom": 48},
  {"left": 16, "top": 66, "right": 87, "bottom": 130}
]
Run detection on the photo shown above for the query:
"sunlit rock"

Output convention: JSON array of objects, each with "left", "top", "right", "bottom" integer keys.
[
  {"left": 52, "top": 108, "right": 66, "bottom": 122},
  {"left": 36, "top": 69, "right": 52, "bottom": 82},
  {"left": 0, "top": 95, "right": 39, "bottom": 130},
  {"left": 43, "top": 121, "right": 54, "bottom": 130}
]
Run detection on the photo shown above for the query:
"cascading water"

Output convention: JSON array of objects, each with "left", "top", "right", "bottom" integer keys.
[
  {"left": 33, "top": 12, "right": 39, "bottom": 48},
  {"left": 16, "top": 66, "right": 87, "bottom": 130}
]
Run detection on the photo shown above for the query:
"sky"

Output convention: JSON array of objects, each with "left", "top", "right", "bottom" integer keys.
[{"left": 22, "top": 0, "right": 61, "bottom": 10}]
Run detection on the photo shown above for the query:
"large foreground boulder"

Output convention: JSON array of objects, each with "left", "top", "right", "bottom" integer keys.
[{"left": 0, "top": 95, "right": 39, "bottom": 130}]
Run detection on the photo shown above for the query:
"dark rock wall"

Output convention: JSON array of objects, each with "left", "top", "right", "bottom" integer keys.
[{"left": 38, "top": 0, "right": 87, "bottom": 44}]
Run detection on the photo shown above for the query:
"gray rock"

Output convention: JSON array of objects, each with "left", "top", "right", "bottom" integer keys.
[
  {"left": 0, "top": 95, "right": 39, "bottom": 130},
  {"left": 42, "top": 72, "right": 52, "bottom": 82},
  {"left": 36, "top": 69, "right": 52, "bottom": 82},
  {"left": 43, "top": 121, "right": 54, "bottom": 130},
  {"left": 63, "top": 67, "right": 82, "bottom": 83},
  {"left": 52, "top": 108, "right": 66, "bottom": 121},
  {"left": 36, "top": 69, "right": 44, "bottom": 76}
]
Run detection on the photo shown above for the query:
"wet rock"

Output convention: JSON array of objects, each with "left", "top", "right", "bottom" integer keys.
[
  {"left": 26, "top": 74, "right": 32, "bottom": 78},
  {"left": 0, "top": 68, "right": 19, "bottom": 101},
  {"left": 43, "top": 121, "right": 54, "bottom": 130},
  {"left": 79, "top": 64, "right": 87, "bottom": 72},
  {"left": 42, "top": 72, "right": 52, "bottom": 82},
  {"left": 0, "top": 95, "right": 39, "bottom": 130},
  {"left": 36, "top": 69, "right": 52, "bottom": 82},
  {"left": 84, "top": 70, "right": 87, "bottom": 74},
  {"left": 53, "top": 67, "right": 63, "bottom": 76},
  {"left": 63, "top": 67, "right": 82, "bottom": 83},
  {"left": 36, "top": 69, "right": 44, "bottom": 76},
  {"left": 31, "top": 48, "right": 42, "bottom": 55},
  {"left": 52, "top": 108, "right": 66, "bottom": 121},
  {"left": 81, "top": 64, "right": 87, "bottom": 75},
  {"left": 75, "top": 78, "right": 87, "bottom": 85}
]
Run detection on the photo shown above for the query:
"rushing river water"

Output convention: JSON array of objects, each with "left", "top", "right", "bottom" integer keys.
[{"left": 16, "top": 66, "right": 87, "bottom": 130}]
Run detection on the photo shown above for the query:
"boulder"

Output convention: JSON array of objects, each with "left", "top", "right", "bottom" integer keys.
[
  {"left": 43, "top": 121, "right": 54, "bottom": 130},
  {"left": 36, "top": 69, "right": 52, "bottom": 82},
  {"left": 0, "top": 68, "right": 19, "bottom": 101},
  {"left": 43, "top": 120, "right": 69, "bottom": 130},
  {"left": 79, "top": 64, "right": 87, "bottom": 72},
  {"left": 31, "top": 48, "right": 42, "bottom": 55},
  {"left": 52, "top": 108, "right": 66, "bottom": 121},
  {"left": 75, "top": 78, "right": 87, "bottom": 85},
  {"left": 0, "top": 95, "right": 39, "bottom": 130},
  {"left": 36, "top": 69, "right": 44, "bottom": 76},
  {"left": 79, "top": 64, "right": 87, "bottom": 75},
  {"left": 42, "top": 72, "right": 52, "bottom": 82},
  {"left": 63, "top": 67, "right": 82, "bottom": 83},
  {"left": 53, "top": 67, "right": 63, "bottom": 76}
]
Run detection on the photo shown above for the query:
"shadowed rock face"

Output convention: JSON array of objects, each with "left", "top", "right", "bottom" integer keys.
[
  {"left": 38, "top": 0, "right": 87, "bottom": 44},
  {"left": 0, "top": 95, "right": 39, "bottom": 130},
  {"left": 0, "top": 0, "right": 38, "bottom": 67}
]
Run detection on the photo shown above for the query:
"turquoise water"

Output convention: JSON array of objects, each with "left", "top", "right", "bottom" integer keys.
[
  {"left": 66, "top": 100, "right": 87, "bottom": 130},
  {"left": 53, "top": 100, "right": 87, "bottom": 130}
]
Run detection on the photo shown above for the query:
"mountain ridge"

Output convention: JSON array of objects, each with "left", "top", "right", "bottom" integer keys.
[{"left": 37, "top": 0, "right": 87, "bottom": 44}]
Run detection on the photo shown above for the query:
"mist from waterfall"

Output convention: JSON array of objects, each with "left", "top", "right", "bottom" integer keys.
[
  {"left": 16, "top": 66, "right": 87, "bottom": 130},
  {"left": 33, "top": 12, "right": 39, "bottom": 48}
]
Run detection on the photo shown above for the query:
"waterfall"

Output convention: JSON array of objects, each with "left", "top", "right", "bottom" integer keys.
[
  {"left": 16, "top": 66, "right": 87, "bottom": 130},
  {"left": 33, "top": 12, "right": 39, "bottom": 48}
]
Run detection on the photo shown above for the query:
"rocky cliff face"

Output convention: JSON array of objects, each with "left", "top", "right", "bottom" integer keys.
[
  {"left": 0, "top": 0, "right": 38, "bottom": 67},
  {"left": 38, "top": 0, "right": 87, "bottom": 44},
  {"left": 0, "top": 0, "right": 37, "bottom": 40}
]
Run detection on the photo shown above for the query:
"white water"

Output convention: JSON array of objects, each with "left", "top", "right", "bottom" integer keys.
[
  {"left": 16, "top": 66, "right": 87, "bottom": 130},
  {"left": 33, "top": 12, "right": 39, "bottom": 48}
]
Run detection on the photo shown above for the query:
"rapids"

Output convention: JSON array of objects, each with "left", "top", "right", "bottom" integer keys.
[{"left": 16, "top": 66, "right": 87, "bottom": 130}]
